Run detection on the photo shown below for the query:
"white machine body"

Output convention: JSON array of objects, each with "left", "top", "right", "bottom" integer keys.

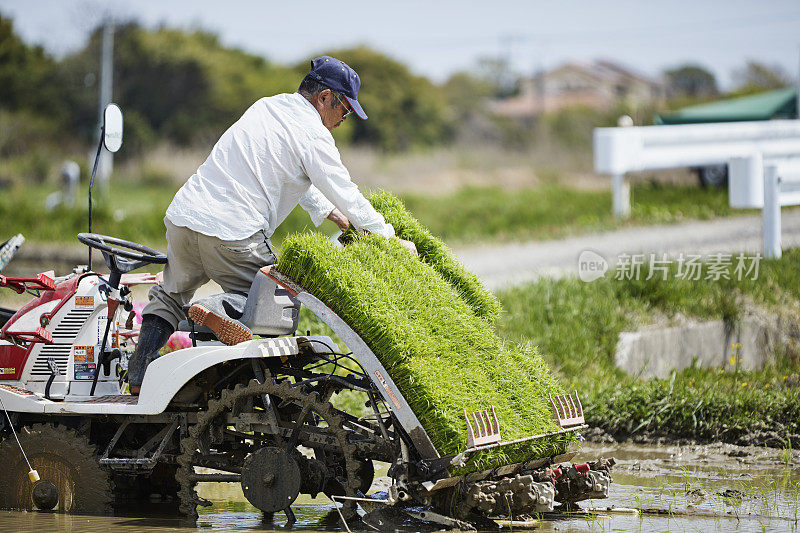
[{"left": 0, "top": 270, "right": 332, "bottom": 417}]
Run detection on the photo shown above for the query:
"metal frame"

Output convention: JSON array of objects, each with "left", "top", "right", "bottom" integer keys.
[
  {"left": 100, "top": 415, "right": 181, "bottom": 469},
  {"left": 266, "top": 269, "right": 440, "bottom": 460}
]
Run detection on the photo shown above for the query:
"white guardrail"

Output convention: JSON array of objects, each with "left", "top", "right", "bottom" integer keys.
[
  {"left": 762, "top": 157, "right": 800, "bottom": 258},
  {"left": 593, "top": 120, "right": 800, "bottom": 258},
  {"left": 594, "top": 120, "right": 800, "bottom": 215}
]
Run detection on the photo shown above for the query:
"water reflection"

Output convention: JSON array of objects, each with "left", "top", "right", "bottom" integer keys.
[
  {"left": 0, "top": 501, "right": 335, "bottom": 533},
  {"left": 0, "top": 443, "right": 797, "bottom": 532}
]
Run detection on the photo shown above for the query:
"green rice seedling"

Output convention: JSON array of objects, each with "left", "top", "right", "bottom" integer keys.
[
  {"left": 276, "top": 232, "right": 573, "bottom": 471},
  {"left": 780, "top": 436, "right": 792, "bottom": 468},
  {"left": 341, "top": 190, "right": 501, "bottom": 322}
]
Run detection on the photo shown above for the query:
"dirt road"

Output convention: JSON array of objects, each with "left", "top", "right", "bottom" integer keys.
[{"left": 455, "top": 210, "right": 800, "bottom": 290}]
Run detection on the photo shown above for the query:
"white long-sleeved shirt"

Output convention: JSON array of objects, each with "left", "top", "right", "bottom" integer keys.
[{"left": 166, "top": 92, "right": 394, "bottom": 241}]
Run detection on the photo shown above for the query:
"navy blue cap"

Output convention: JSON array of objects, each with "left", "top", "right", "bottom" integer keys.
[{"left": 307, "top": 56, "right": 367, "bottom": 120}]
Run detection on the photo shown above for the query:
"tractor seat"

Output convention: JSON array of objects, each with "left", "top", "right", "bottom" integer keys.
[{"left": 176, "top": 267, "right": 300, "bottom": 340}]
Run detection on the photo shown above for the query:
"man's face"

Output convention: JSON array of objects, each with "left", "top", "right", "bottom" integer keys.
[{"left": 317, "top": 89, "right": 352, "bottom": 131}]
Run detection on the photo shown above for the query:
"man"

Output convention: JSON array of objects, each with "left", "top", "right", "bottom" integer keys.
[{"left": 127, "top": 56, "right": 417, "bottom": 394}]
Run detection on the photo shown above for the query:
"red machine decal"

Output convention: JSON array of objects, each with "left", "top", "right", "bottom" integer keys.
[
  {"left": 374, "top": 370, "right": 402, "bottom": 409},
  {"left": 0, "top": 343, "right": 27, "bottom": 380}
]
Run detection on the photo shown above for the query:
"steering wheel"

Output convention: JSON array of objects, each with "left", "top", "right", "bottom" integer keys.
[{"left": 77, "top": 233, "right": 167, "bottom": 277}]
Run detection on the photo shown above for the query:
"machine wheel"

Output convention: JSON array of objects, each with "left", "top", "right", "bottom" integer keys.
[
  {"left": 0, "top": 423, "right": 112, "bottom": 513},
  {"left": 176, "top": 377, "right": 365, "bottom": 520},
  {"left": 322, "top": 455, "right": 374, "bottom": 496},
  {"left": 241, "top": 446, "right": 301, "bottom": 513},
  {"left": 697, "top": 164, "right": 728, "bottom": 188}
]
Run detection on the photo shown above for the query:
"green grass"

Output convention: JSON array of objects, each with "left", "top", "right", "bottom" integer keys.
[
  {"left": 400, "top": 182, "right": 737, "bottom": 243},
  {"left": 589, "top": 364, "right": 800, "bottom": 443},
  {"left": 497, "top": 250, "right": 800, "bottom": 445},
  {"left": 1, "top": 181, "right": 738, "bottom": 249},
  {"left": 0, "top": 182, "right": 321, "bottom": 247},
  {"left": 275, "top": 231, "right": 573, "bottom": 470}
]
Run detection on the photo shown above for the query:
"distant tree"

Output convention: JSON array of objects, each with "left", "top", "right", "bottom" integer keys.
[
  {"left": 664, "top": 65, "right": 718, "bottom": 97},
  {"left": 475, "top": 56, "right": 517, "bottom": 98},
  {"left": 58, "top": 22, "right": 299, "bottom": 149},
  {"left": 0, "top": 14, "right": 65, "bottom": 121},
  {"left": 440, "top": 71, "right": 510, "bottom": 146},
  {"left": 300, "top": 47, "right": 453, "bottom": 151},
  {"left": 442, "top": 71, "right": 495, "bottom": 118},
  {"left": 731, "top": 60, "right": 792, "bottom": 95},
  {"left": 6, "top": 20, "right": 455, "bottom": 153},
  {"left": 544, "top": 105, "right": 607, "bottom": 149}
]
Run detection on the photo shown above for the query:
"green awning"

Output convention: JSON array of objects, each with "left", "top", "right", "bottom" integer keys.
[{"left": 655, "top": 87, "right": 797, "bottom": 125}]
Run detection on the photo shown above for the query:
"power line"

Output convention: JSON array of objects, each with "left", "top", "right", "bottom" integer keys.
[{"left": 415, "top": 10, "right": 800, "bottom": 50}]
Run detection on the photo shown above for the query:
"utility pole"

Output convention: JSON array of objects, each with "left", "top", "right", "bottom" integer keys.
[
  {"left": 93, "top": 21, "right": 115, "bottom": 189},
  {"left": 531, "top": 41, "right": 546, "bottom": 140},
  {"left": 534, "top": 45, "right": 545, "bottom": 117},
  {"left": 498, "top": 33, "right": 523, "bottom": 95}
]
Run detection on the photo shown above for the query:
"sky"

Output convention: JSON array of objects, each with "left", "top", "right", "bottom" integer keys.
[{"left": 3, "top": 0, "right": 799, "bottom": 89}]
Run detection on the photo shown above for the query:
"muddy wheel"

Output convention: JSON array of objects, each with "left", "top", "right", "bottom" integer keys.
[
  {"left": 0, "top": 423, "right": 112, "bottom": 513},
  {"left": 177, "top": 378, "right": 364, "bottom": 521}
]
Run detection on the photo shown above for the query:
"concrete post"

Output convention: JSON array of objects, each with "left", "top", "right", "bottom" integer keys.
[
  {"left": 612, "top": 173, "right": 630, "bottom": 218},
  {"left": 762, "top": 164, "right": 781, "bottom": 259}
]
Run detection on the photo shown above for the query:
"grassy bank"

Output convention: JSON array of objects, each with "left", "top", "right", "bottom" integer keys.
[
  {"left": 0, "top": 181, "right": 735, "bottom": 248},
  {"left": 497, "top": 250, "right": 800, "bottom": 446}
]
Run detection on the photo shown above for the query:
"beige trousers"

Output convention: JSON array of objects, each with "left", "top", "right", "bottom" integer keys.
[{"left": 143, "top": 219, "right": 275, "bottom": 329}]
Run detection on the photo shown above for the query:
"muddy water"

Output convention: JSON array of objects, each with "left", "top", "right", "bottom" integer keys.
[
  {"left": 571, "top": 442, "right": 800, "bottom": 532},
  {"left": 0, "top": 442, "right": 797, "bottom": 532}
]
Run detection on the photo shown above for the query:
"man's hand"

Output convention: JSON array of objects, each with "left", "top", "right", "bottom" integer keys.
[
  {"left": 396, "top": 237, "right": 418, "bottom": 256},
  {"left": 327, "top": 208, "right": 350, "bottom": 231}
]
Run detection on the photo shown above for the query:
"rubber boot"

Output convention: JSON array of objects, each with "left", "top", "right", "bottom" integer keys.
[
  {"left": 127, "top": 314, "right": 174, "bottom": 395},
  {"left": 188, "top": 292, "right": 252, "bottom": 346}
]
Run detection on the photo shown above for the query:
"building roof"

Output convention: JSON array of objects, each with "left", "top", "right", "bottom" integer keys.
[
  {"left": 542, "top": 60, "right": 661, "bottom": 88},
  {"left": 655, "top": 87, "right": 798, "bottom": 124}
]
